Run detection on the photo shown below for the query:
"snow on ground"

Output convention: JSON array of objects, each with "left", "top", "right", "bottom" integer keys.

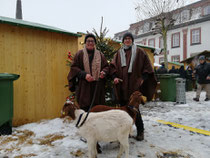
[{"left": 0, "top": 91, "right": 210, "bottom": 158}]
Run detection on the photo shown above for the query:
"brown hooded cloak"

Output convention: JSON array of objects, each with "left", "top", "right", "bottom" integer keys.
[
  {"left": 67, "top": 49, "right": 109, "bottom": 110},
  {"left": 110, "top": 47, "right": 157, "bottom": 103}
]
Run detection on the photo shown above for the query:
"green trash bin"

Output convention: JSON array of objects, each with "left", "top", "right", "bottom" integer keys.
[
  {"left": 0, "top": 73, "right": 20, "bottom": 135},
  {"left": 157, "top": 74, "right": 179, "bottom": 102}
]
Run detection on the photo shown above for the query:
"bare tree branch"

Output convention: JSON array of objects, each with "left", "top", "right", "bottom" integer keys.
[{"left": 134, "top": 0, "right": 185, "bottom": 69}]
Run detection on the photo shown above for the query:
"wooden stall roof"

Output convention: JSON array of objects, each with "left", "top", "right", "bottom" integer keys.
[
  {"left": 137, "top": 44, "right": 156, "bottom": 52},
  {"left": 168, "top": 61, "right": 184, "bottom": 66},
  {"left": 180, "top": 50, "right": 210, "bottom": 64},
  {"left": 167, "top": 61, "right": 184, "bottom": 69},
  {"left": 0, "top": 16, "right": 81, "bottom": 37}
]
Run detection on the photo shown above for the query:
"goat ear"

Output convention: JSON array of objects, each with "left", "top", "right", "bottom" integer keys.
[
  {"left": 138, "top": 91, "right": 143, "bottom": 96},
  {"left": 75, "top": 101, "right": 80, "bottom": 109},
  {"left": 63, "top": 103, "right": 68, "bottom": 107},
  {"left": 68, "top": 107, "right": 76, "bottom": 120}
]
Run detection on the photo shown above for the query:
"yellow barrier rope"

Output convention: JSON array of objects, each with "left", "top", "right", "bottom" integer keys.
[{"left": 157, "top": 120, "right": 210, "bottom": 136}]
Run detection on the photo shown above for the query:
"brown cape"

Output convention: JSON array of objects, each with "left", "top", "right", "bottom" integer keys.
[
  {"left": 110, "top": 47, "right": 157, "bottom": 103},
  {"left": 67, "top": 50, "right": 109, "bottom": 109}
]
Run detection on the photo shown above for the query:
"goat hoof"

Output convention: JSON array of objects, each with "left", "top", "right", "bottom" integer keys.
[
  {"left": 97, "top": 148, "right": 102, "bottom": 154},
  {"left": 97, "top": 143, "right": 102, "bottom": 154}
]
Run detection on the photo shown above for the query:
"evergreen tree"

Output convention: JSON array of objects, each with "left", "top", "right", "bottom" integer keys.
[{"left": 92, "top": 17, "right": 118, "bottom": 105}]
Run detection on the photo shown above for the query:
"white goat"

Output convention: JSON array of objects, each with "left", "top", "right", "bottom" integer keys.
[{"left": 62, "top": 103, "right": 133, "bottom": 158}]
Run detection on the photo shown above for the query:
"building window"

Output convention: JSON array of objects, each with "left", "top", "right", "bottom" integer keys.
[
  {"left": 191, "top": 28, "right": 201, "bottom": 45},
  {"left": 140, "top": 41, "right": 144, "bottom": 45},
  {"left": 173, "top": 13, "right": 181, "bottom": 24},
  {"left": 142, "top": 39, "right": 147, "bottom": 45},
  {"left": 159, "top": 37, "right": 164, "bottom": 49},
  {"left": 148, "top": 38, "right": 155, "bottom": 47},
  {"left": 171, "top": 55, "right": 180, "bottom": 62},
  {"left": 143, "top": 22, "right": 150, "bottom": 33},
  {"left": 138, "top": 26, "right": 143, "bottom": 35},
  {"left": 159, "top": 57, "right": 164, "bottom": 64},
  {"left": 171, "top": 32, "right": 180, "bottom": 48},
  {"left": 204, "top": 5, "right": 210, "bottom": 15},
  {"left": 181, "top": 10, "right": 190, "bottom": 22},
  {"left": 136, "top": 41, "right": 143, "bottom": 45},
  {"left": 131, "top": 30, "right": 136, "bottom": 36},
  {"left": 191, "top": 7, "right": 202, "bottom": 20}
]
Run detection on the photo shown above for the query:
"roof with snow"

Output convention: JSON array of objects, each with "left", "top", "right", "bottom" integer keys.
[
  {"left": 0, "top": 16, "right": 81, "bottom": 37},
  {"left": 181, "top": 50, "right": 210, "bottom": 63}
]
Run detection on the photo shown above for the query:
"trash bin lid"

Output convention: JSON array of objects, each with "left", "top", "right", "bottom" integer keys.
[
  {"left": 175, "top": 78, "right": 186, "bottom": 81},
  {"left": 0, "top": 73, "right": 20, "bottom": 80},
  {"left": 157, "top": 74, "right": 180, "bottom": 79}
]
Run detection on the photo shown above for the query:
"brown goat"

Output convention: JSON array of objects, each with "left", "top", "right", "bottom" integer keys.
[
  {"left": 61, "top": 100, "right": 79, "bottom": 118},
  {"left": 90, "top": 91, "right": 145, "bottom": 122},
  {"left": 61, "top": 91, "right": 144, "bottom": 121}
]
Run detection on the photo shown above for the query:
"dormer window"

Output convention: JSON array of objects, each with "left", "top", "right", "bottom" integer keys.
[
  {"left": 181, "top": 10, "right": 190, "bottom": 22},
  {"left": 143, "top": 22, "right": 150, "bottom": 33},
  {"left": 204, "top": 5, "right": 210, "bottom": 15},
  {"left": 173, "top": 14, "right": 181, "bottom": 24},
  {"left": 191, "top": 7, "right": 202, "bottom": 20}
]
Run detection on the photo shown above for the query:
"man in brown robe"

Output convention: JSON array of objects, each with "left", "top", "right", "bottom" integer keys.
[
  {"left": 67, "top": 34, "right": 109, "bottom": 112},
  {"left": 110, "top": 32, "right": 157, "bottom": 141}
]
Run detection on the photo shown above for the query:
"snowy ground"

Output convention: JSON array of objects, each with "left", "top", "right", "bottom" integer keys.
[{"left": 0, "top": 91, "right": 210, "bottom": 158}]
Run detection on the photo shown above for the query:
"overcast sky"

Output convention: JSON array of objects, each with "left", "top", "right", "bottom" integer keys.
[{"left": 0, "top": 0, "right": 200, "bottom": 37}]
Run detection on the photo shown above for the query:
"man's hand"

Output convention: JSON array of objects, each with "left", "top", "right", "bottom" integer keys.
[
  {"left": 99, "top": 71, "right": 106, "bottom": 79},
  {"left": 114, "top": 78, "right": 123, "bottom": 84},
  {"left": 139, "top": 80, "right": 144, "bottom": 86},
  {"left": 85, "top": 74, "right": 94, "bottom": 82}
]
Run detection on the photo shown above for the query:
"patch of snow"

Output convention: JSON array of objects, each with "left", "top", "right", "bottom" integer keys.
[{"left": 0, "top": 91, "right": 210, "bottom": 158}]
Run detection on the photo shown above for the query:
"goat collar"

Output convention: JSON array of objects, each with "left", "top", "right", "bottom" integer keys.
[
  {"left": 128, "top": 105, "right": 139, "bottom": 113},
  {"left": 75, "top": 109, "right": 85, "bottom": 128},
  {"left": 75, "top": 113, "right": 84, "bottom": 128}
]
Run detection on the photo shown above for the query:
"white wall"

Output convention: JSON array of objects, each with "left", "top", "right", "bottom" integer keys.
[
  {"left": 135, "top": 20, "right": 210, "bottom": 64},
  {"left": 167, "top": 29, "right": 183, "bottom": 61},
  {"left": 187, "top": 21, "right": 210, "bottom": 56}
]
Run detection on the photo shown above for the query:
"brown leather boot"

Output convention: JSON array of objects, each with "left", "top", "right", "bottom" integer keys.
[{"left": 136, "top": 132, "right": 144, "bottom": 141}]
